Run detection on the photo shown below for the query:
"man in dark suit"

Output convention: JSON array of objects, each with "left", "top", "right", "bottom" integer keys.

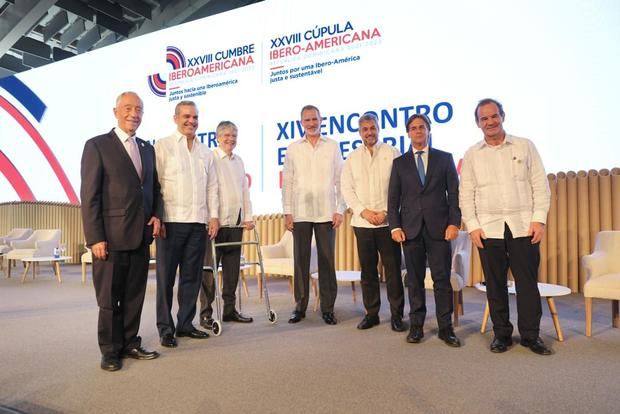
[
  {"left": 388, "top": 114, "right": 461, "bottom": 347},
  {"left": 81, "top": 91, "right": 162, "bottom": 371}
]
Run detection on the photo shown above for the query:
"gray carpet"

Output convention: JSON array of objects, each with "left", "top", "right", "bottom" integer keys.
[{"left": 0, "top": 264, "right": 619, "bottom": 414}]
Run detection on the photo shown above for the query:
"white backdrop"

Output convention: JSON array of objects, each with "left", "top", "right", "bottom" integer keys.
[{"left": 1, "top": 0, "right": 618, "bottom": 212}]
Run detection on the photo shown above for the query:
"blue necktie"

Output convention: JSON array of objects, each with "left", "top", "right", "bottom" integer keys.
[{"left": 416, "top": 150, "right": 425, "bottom": 185}]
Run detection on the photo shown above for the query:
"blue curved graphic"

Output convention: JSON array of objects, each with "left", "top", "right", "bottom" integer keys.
[{"left": 0, "top": 75, "right": 47, "bottom": 122}]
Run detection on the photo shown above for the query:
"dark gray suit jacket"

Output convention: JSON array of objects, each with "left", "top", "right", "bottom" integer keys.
[
  {"left": 387, "top": 147, "right": 461, "bottom": 240},
  {"left": 80, "top": 129, "right": 162, "bottom": 250}
]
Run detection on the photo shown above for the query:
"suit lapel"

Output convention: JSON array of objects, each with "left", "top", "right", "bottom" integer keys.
[
  {"left": 136, "top": 137, "right": 147, "bottom": 182},
  {"left": 109, "top": 130, "right": 141, "bottom": 182},
  {"left": 405, "top": 150, "right": 424, "bottom": 189},
  {"left": 425, "top": 148, "right": 438, "bottom": 187}
]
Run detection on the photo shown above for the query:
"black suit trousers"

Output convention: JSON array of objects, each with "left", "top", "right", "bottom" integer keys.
[
  {"left": 353, "top": 226, "right": 404, "bottom": 318},
  {"left": 156, "top": 222, "right": 206, "bottom": 336},
  {"left": 293, "top": 222, "right": 337, "bottom": 314},
  {"left": 199, "top": 227, "right": 244, "bottom": 318},
  {"left": 92, "top": 242, "right": 150, "bottom": 356},
  {"left": 478, "top": 224, "right": 542, "bottom": 340},
  {"left": 402, "top": 223, "right": 453, "bottom": 330}
]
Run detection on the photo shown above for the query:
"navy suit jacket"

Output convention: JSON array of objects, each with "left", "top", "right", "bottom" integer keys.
[
  {"left": 387, "top": 147, "right": 461, "bottom": 240},
  {"left": 80, "top": 129, "right": 162, "bottom": 251}
]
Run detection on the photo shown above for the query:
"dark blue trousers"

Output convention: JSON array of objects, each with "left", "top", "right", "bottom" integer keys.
[{"left": 156, "top": 222, "right": 206, "bottom": 336}]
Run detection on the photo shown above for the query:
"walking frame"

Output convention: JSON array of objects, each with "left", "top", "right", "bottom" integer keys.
[{"left": 203, "top": 226, "right": 277, "bottom": 336}]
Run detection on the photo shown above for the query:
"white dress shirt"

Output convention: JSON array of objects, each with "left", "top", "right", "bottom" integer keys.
[
  {"left": 212, "top": 147, "right": 252, "bottom": 226},
  {"left": 282, "top": 136, "right": 346, "bottom": 222},
  {"left": 114, "top": 127, "right": 142, "bottom": 176},
  {"left": 459, "top": 134, "right": 550, "bottom": 239},
  {"left": 155, "top": 131, "right": 219, "bottom": 224},
  {"left": 341, "top": 142, "right": 400, "bottom": 228}
]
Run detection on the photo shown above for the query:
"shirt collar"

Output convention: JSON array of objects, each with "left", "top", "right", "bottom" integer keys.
[
  {"left": 114, "top": 127, "right": 134, "bottom": 143},
  {"left": 173, "top": 129, "right": 199, "bottom": 144},
  {"left": 363, "top": 141, "right": 383, "bottom": 152},
  {"left": 476, "top": 134, "right": 513, "bottom": 149},
  {"left": 214, "top": 146, "right": 235, "bottom": 160},
  {"left": 412, "top": 145, "right": 429, "bottom": 153},
  {"left": 301, "top": 135, "right": 327, "bottom": 145}
]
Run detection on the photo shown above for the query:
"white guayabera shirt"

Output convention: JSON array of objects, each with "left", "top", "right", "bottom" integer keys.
[
  {"left": 459, "top": 134, "right": 550, "bottom": 239},
  {"left": 282, "top": 136, "right": 346, "bottom": 222},
  {"left": 155, "top": 131, "right": 219, "bottom": 224}
]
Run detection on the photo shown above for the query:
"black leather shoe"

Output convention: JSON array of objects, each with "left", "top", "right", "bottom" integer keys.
[
  {"left": 406, "top": 326, "right": 424, "bottom": 343},
  {"left": 121, "top": 346, "right": 160, "bottom": 360},
  {"left": 160, "top": 333, "right": 177, "bottom": 348},
  {"left": 100, "top": 354, "right": 122, "bottom": 371},
  {"left": 322, "top": 312, "right": 337, "bottom": 325},
  {"left": 177, "top": 328, "right": 209, "bottom": 339},
  {"left": 438, "top": 328, "right": 461, "bottom": 347},
  {"left": 288, "top": 311, "right": 305, "bottom": 324},
  {"left": 223, "top": 310, "right": 253, "bottom": 323},
  {"left": 390, "top": 317, "right": 407, "bottom": 332},
  {"left": 357, "top": 315, "right": 380, "bottom": 330},
  {"left": 521, "top": 337, "right": 552, "bottom": 355},
  {"left": 200, "top": 318, "right": 214, "bottom": 330},
  {"left": 490, "top": 336, "right": 513, "bottom": 353}
]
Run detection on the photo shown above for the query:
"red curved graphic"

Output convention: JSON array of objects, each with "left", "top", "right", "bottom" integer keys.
[
  {"left": 0, "top": 96, "right": 79, "bottom": 204},
  {"left": 0, "top": 150, "right": 35, "bottom": 201}
]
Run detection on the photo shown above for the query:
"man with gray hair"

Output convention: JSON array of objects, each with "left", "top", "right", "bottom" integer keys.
[
  {"left": 154, "top": 100, "right": 219, "bottom": 348},
  {"left": 341, "top": 112, "right": 405, "bottom": 331},
  {"left": 81, "top": 91, "right": 162, "bottom": 371},
  {"left": 199, "top": 121, "right": 255, "bottom": 327}
]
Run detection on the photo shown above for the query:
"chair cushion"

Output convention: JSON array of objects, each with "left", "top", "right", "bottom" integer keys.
[
  {"left": 6, "top": 249, "right": 37, "bottom": 260},
  {"left": 584, "top": 273, "right": 620, "bottom": 300},
  {"left": 0, "top": 244, "right": 10, "bottom": 254},
  {"left": 262, "top": 258, "right": 294, "bottom": 276}
]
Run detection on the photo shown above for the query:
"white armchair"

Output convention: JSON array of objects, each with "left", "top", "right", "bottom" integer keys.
[
  {"left": 6, "top": 229, "right": 61, "bottom": 277},
  {"left": 261, "top": 231, "right": 318, "bottom": 298},
  {"left": 0, "top": 228, "right": 33, "bottom": 245},
  {"left": 0, "top": 228, "right": 33, "bottom": 255},
  {"left": 402, "top": 231, "right": 472, "bottom": 326},
  {"left": 582, "top": 231, "right": 620, "bottom": 336}
]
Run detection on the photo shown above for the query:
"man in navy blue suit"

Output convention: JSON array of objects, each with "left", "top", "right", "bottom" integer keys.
[{"left": 388, "top": 114, "right": 461, "bottom": 346}]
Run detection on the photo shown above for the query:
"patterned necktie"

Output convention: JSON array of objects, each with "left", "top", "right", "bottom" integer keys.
[
  {"left": 416, "top": 150, "right": 425, "bottom": 185},
  {"left": 127, "top": 137, "right": 142, "bottom": 179}
]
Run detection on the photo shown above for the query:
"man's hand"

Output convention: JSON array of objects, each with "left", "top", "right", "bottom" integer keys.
[
  {"left": 444, "top": 224, "right": 459, "bottom": 241},
  {"left": 374, "top": 211, "right": 387, "bottom": 225},
  {"left": 208, "top": 218, "right": 220, "bottom": 240},
  {"left": 332, "top": 213, "right": 343, "bottom": 229},
  {"left": 391, "top": 229, "right": 406, "bottom": 243},
  {"left": 92, "top": 241, "right": 108, "bottom": 260},
  {"left": 469, "top": 228, "right": 486, "bottom": 249},
  {"left": 243, "top": 221, "right": 255, "bottom": 230},
  {"left": 285, "top": 214, "right": 294, "bottom": 232},
  {"left": 361, "top": 209, "right": 375, "bottom": 224},
  {"left": 529, "top": 222, "right": 545, "bottom": 244},
  {"left": 148, "top": 216, "right": 161, "bottom": 238},
  {"left": 361, "top": 209, "right": 387, "bottom": 226}
]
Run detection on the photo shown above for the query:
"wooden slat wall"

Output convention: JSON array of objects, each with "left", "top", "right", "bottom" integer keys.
[{"left": 2, "top": 167, "right": 618, "bottom": 292}]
